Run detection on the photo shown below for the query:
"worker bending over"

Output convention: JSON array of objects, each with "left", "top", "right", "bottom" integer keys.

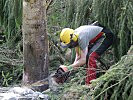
[{"left": 55, "top": 23, "right": 114, "bottom": 85}]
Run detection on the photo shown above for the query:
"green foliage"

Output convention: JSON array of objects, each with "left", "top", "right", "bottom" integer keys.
[
  {"left": 47, "top": 68, "right": 89, "bottom": 100},
  {"left": 64, "top": 0, "right": 133, "bottom": 61},
  {"left": 0, "top": 64, "right": 23, "bottom": 87},
  {"left": 0, "top": 0, "right": 22, "bottom": 47},
  {"left": 65, "top": 0, "right": 92, "bottom": 28},
  {"left": 47, "top": 46, "right": 133, "bottom": 100},
  {"left": 0, "top": 1, "right": 132, "bottom": 100},
  {"left": 91, "top": 53, "right": 133, "bottom": 100},
  {"left": 0, "top": 45, "right": 23, "bottom": 86},
  {"left": 92, "top": 0, "right": 133, "bottom": 60},
  {"left": 2, "top": 71, "right": 12, "bottom": 86},
  {"left": 48, "top": 31, "right": 67, "bottom": 70},
  {"left": 47, "top": 0, "right": 67, "bottom": 33},
  {"left": 47, "top": 0, "right": 69, "bottom": 70}
]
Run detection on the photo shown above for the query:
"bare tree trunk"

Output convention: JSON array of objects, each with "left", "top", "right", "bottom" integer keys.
[{"left": 22, "top": 0, "right": 48, "bottom": 90}]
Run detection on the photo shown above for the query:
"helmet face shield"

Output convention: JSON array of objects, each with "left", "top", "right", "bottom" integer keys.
[
  {"left": 68, "top": 40, "right": 78, "bottom": 48},
  {"left": 60, "top": 42, "right": 71, "bottom": 48},
  {"left": 60, "top": 40, "right": 78, "bottom": 48}
]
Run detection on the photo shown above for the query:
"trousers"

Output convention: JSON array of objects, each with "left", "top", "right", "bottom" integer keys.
[{"left": 85, "top": 28, "right": 114, "bottom": 85}]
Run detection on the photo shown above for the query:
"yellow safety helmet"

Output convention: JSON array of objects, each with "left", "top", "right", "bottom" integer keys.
[{"left": 60, "top": 28, "right": 78, "bottom": 48}]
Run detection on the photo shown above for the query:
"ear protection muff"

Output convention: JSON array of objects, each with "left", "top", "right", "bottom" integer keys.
[
  {"left": 68, "top": 34, "right": 78, "bottom": 48},
  {"left": 71, "top": 33, "right": 78, "bottom": 42}
]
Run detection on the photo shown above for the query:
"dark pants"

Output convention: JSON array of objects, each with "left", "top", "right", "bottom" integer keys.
[{"left": 85, "top": 28, "right": 114, "bottom": 85}]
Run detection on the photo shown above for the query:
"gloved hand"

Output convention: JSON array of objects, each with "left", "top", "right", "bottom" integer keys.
[
  {"left": 52, "top": 65, "right": 73, "bottom": 84},
  {"left": 59, "top": 65, "right": 73, "bottom": 72}
]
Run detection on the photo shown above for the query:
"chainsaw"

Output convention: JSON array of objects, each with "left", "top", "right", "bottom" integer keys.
[
  {"left": 30, "top": 66, "right": 72, "bottom": 92},
  {"left": 51, "top": 67, "right": 71, "bottom": 84}
]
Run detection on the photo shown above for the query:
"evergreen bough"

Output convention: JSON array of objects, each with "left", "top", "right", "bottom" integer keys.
[{"left": 91, "top": 46, "right": 133, "bottom": 100}]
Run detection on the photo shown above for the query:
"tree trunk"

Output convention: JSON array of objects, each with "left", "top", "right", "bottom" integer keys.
[{"left": 22, "top": 0, "right": 48, "bottom": 89}]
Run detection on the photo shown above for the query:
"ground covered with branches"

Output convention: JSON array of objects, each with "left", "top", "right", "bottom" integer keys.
[
  {"left": 0, "top": 45, "right": 23, "bottom": 86},
  {"left": 48, "top": 45, "right": 133, "bottom": 100},
  {"left": 0, "top": 0, "right": 133, "bottom": 99}
]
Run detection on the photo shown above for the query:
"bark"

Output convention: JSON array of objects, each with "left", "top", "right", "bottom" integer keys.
[{"left": 22, "top": 0, "right": 48, "bottom": 87}]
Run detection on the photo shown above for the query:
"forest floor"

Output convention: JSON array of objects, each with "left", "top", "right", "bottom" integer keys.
[{"left": 0, "top": 45, "right": 132, "bottom": 100}]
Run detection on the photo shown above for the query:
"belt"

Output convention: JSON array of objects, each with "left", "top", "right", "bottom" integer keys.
[{"left": 89, "top": 32, "right": 104, "bottom": 44}]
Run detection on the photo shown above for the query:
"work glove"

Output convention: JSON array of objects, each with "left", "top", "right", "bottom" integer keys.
[{"left": 52, "top": 65, "right": 73, "bottom": 84}]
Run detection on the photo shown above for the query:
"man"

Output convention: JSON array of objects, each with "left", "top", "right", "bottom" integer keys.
[{"left": 55, "top": 22, "right": 114, "bottom": 85}]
